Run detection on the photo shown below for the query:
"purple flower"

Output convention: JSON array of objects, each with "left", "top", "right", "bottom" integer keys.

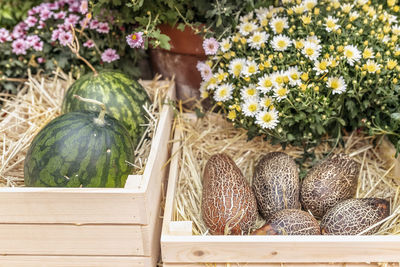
[
  {"left": 196, "top": 61, "right": 213, "bottom": 82},
  {"left": 80, "top": 1, "right": 88, "bottom": 14},
  {"left": 47, "top": 2, "right": 60, "bottom": 10},
  {"left": 11, "top": 23, "right": 27, "bottom": 40},
  {"left": 79, "top": 17, "right": 91, "bottom": 29},
  {"left": 37, "top": 57, "right": 45, "bottom": 63},
  {"left": 96, "top": 22, "right": 110, "bottom": 34},
  {"left": 58, "top": 31, "right": 73, "bottom": 46},
  {"left": 39, "top": 8, "right": 53, "bottom": 21},
  {"left": 53, "top": 11, "right": 67, "bottom": 20},
  {"left": 83, "top": 39, "right": 95, "bottom": 48},
  {"left": 32, "top": 40, "right": 44, "bottom": 51},
  {"left": 12, "top": 39, "right": 28, "bottom": 55},
  {"left": 89, "top": 19, "right": 99, "bottom": 29},
  {"left": 38, "top": 21, "right": 46, "bottom": 29},
  {"left": 25, "top": 16, "right": 38, "bottom": 28},
  {"left": 126, "top": 32, "right": 144, "bottom": 49},
  {"left": 28, "top": 6, "right": 40, "bottom": 16},
  {"left": 65, "top": 14, "right": 80, "bottom": 27},
  {"left": 69, "top": 1, "right": 81, "bottom": 13},
  {"left": 51, "top": 28, "right": 62, "bottom": 41},
  {"left": 0, "top": 28, "right": 11, "bottom": 43},
  {"left": 26, "top": 35, "right": 40, "bottom": 46},
  {"left": 202, "top": 38, "right": 219, "bottom": 55},
  {"left": 101, "top": 48, "right": 119, "bottom": 63}
]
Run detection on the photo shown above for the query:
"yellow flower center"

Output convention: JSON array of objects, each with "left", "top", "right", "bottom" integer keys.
[
  {"left": 305, "top": 47, "right": 315, "bottom": 56},
  {"left": 263, "top": 79, "right": 273, "bottom": 87},
  {"left": 252, "top": 35, "right": 261, "bottom": 43},
  {"left": 248, "top": 65, "right": 257, "bottom": 73},
  {"left": 227, "top": 110, "right": 236, "bottom": 120},
  {"left": 219, "top": 88, "right": 227, "bottom": 97},
  {"left": 248, "top": 103, "right": 258, "bottom": 112},
  {"left": 247, "top": 88, "right": 256, "bottom": 96},
  {"left": 326, "top": 20, "right": 336, "bottom": 29},
  {"left": 244, "top": 23, "right": 253, "bottom": 32},
  {"left": 274, "top": 21, "right": 284, "bottom": 33},
  {"left": 367, "top": 64, "right": 377, "bottom": 72},
  {"left": 264, "top": 98, "right": 272, "bottom": 107},
  {"left": 131, "top": 34, "right": 137, "bottom": 40},
  {"left": 330, "top": 79, "right": 339, "bottom": 89},
  {"left": 345, "top": 49, "right": 354, "bottom": 58},
  {"left": 277, "top": 87, "right": 288, "bottom": 97},
  {"left": 275, "top": 76, "right": 284, "bottom": 84},
  {"left": 363, "top": 49, "right": 372, "bottom": 59},
  {"left": 291, "top": 73, "right": 299, "bottom": 80},
  {"left": 388, "top": 60, "right": 398, "bottom": 70},
  {"left": 277, "top": 40, "right": 287, "bottom": 48},
  {"left": 319, "top": 61, "right": 328, "bottom": 70},
  {"left": 262, "top": 113, "right": 273, "bottom": 123}
]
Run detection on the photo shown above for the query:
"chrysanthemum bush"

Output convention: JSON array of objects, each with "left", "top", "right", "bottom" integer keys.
[
  {"left": 0, "top": 0, "right": 154, "bottom": 94},
  {"left": 199, "top": 0, "right": 400, "bottom": 153}
]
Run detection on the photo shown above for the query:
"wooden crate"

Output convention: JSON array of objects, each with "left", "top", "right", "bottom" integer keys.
[
  {"left": 0, "top": 81, "right": 175, "bottom": 266},
  {"left": 161, "top": 116, "right": 400, "bottom": 267}
]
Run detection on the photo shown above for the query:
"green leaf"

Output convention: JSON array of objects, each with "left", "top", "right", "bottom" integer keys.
[{"left": 176, "top": 23, "right": 186, "bottom": 32}]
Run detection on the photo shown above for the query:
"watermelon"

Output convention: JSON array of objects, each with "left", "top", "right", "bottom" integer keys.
[
  {"left": 61, "top": 70, "right": 151, "bottom": 148},
  {"left": 24, "top": 111, "right": 134, "bottom": 187}
]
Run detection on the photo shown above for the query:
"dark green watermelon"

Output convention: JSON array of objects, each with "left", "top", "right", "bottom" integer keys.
[
  {"left": 24, "top": 111, "right": 134, "bottom": 187},
  {"left": 61, "top": 70, "right": 151, "bottom": 148}
]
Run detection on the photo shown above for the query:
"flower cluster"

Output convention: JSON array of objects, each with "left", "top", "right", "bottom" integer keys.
[
  {"left": 0, "top": 0, "right": 146, "bottom": 93},
  {"left": 200, "top": 0, "right": 400, "bottom": 151}
]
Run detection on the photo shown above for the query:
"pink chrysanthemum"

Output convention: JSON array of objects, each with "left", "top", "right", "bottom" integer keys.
[
  {"left": 51, "top": 29, "right": 62, "bottom": 41},
  {"left": 12, "top": 39, "right": 27, "bottom": 55},
  {"left": 25, "top": 16, "right": 38, "bottom": 28},
  {"left": 68, "top": 1, "right": 81, "bottom": 13},
  {"left": 47, "top": 2, "right": 60, "bottom": 10},
  {"left": 65, "top": 14, "right": 80, "bottom": 27},
  {"left": 196, "top": 61, "right": 213, "bottom": 82},
  {"left": 126, "top": 32, "right": 144, "bottom": 49},
  {"left": 202, "top": 37, "right": 219, "bottom": 55},
  {"left": 80, "top": 0, "right": 88, "bottom": 14},
  {"left": 28, "top": 6, "right": 40, "bottom": 16},
  {"left": 38, "top": 21, "right": 46, "bottom": 29},
  {"left": 33, "top": 40, "right": 44, "bottom": 51},
  {"left": 0, "top": 28, "right": 11, "bottom": 43},
  {"left": 37, "top": 57, "right": 45, "bottom": 63},
  {"left": 83, "top": 39, "right": 95, "bottom": 48},
  {"left": 79, "top": 17, "right": 91, "bottom": 29},
  {"left": 101, "top": 48, "right": 120, "bottom": 63},
  {"left": 26, "top": 35, "right": 40, "bottom": 46},
  {"left": 39, "top": 8, "right": 53, "bottom": 21},
  {"left": 53, "top": 11, "right": 67, "bottom": 20},
  {"left": 58, "top": 31, "right": 73, "bottom": 46},
  {"left": 97, "top": 22, "right": 110, "bottom": 34},
  {"left": 89, "top": 19, "right": 99, "bottom": 29}
]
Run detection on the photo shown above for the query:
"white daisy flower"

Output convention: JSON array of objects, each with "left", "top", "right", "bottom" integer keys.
[
  {"left": 269, "top": 17, "right": 289, "bottom": 34},
  {"left": 199, "top": 81, "right": 209, "bottom": 99},
  {"left": 305, "top": 36, "right": 320, "bottom": 45},
  {"left": 313, "top": 60, "right": 329, "bottom": 75},
  {"left": 271, "top": 34, "right": 292, "bottom": 51},
  {"left": 327, "top": 76, "right": 347, "bottom": 95},
  {"left": 196, "top": 61, "right": 213, "bottom": 82},
  {"left": 257, "top": 74, "right": 274, "bottom": 92},
  {"left": 238, "top": 21, "right": 257, "bottom": 36},
  {"left": 349, "top": 11, "right": 359, "bottom": 22},
  {"left": 292, "top": 4, "right": 306, "bottom": 14},
  {"left": 240, "top": 11, "right": 254, "bottom": 23},
  {"left": 220, "top": 38, "right": 232, "bottom": 52},
  {"left": 229, "top": 58, "right": 246, "bottom": 77},
  {"left": 383, "top": 35, "right": 391, "bottom": 44},
  {"left": 356, "top": 0, "right": 368, "bottom": 5},
  {"left": 271, "top": 71, "right": 286, "bottom": 87},
  {"left": 243, "top": 60, "right": 259, "bottom": 77},
  {"left": 242, "top": 97, "right": 260, "bottom": 117},
  {"left": 240, "top": 85, "right": 258, "bottom": 100},
  {"left": 302, "top": 41, "right": 321, "bottom": 61},
  {"left": 248, "top": 31, "right": 269, "bottom": 50},
  {"left": 362, "top": 47, "right": 375, "bottom": 59},
  {"left": 214, "top": 83, "right": 234, "bottom": 102},
  {"left": 343, "top": 45, "right": 361, "bottom": 66},
  {"left": 303, "top": 0, "right": 317, "bottom": 10},
  {"left": 325, "top": 16, "right": 340, "bottom": 32},
  {"left": 388, "top": 14, "right": 398, "bottom": 25},
  {"left": 273, "top": 86, "right": 290, "bottom": 101},
  {"left": 255, "top": 109, "right": 279, "bottom": 130},
  {"left": 287, "top": 66, "right": 302, "bottom": 86},
  {"left": 364, "top": 60, "right": 382, "bottom": 73},
  {"left": 260, "top": 95, "right": 274, "bottom": 109},
  {"left": 392, "top": 25, "right": 400, "bottom": 35}
]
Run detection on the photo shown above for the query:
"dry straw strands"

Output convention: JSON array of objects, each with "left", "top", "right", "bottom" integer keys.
[
  {"left": 0, "top": 70, "right": 172, "bottom": 187},
  {"left": 173, "top": 113, "right": 400, "bottom": 236}
]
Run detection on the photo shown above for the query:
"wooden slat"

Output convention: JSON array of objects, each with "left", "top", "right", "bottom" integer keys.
[
  {"left": 0, "top": 223, "right": 146, "bottom": 256},
  {"left": 163, "top": 263, "right": 389, "bottom": 267},
  {"left": 0, "top": 255, "right": 153, "bottom": 267},
  {"left": 161, "top": 235, "right": 400, "bottom": 263}
]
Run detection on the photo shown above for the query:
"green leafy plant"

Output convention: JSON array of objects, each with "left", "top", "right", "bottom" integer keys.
[
  {"left": 200, "top": 0, "right": 400, "bottom": 153},
  {"left": 0, "top": 0, "right": 42, "bottom": 28}
]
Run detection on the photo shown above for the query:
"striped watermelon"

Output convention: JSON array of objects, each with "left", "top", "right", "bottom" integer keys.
[
  {"left": 24, "top": 111, "right": 134, "bottom": 187},
  {"left": 62, "top": 70, "right": 151, "bottom": 148}
]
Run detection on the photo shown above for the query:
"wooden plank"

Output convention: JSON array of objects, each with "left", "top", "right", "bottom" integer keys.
[
  {"left": 163, "top": 263, "right": 388, "bottom": 267},
  {"left": 161, "top": 235, "right": 400, "bottom": 263},
  {"left": 0, "top": 255, "right": 153, "bottom": 267},
  {"left": 0, "top": 224, "right": 145, "bottom": 256},
  {"left": 0, "top": 190, "right": 148, "bottom": 224}
]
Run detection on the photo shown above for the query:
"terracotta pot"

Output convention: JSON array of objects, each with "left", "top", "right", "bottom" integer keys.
[{"left": 149, "top": 24, "right": 207, "bottom": 107}]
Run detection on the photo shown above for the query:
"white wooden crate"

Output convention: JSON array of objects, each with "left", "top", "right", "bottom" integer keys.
[
  {"left": 0, "top": 80, "right": 175, "bottom": 266},
  {"left": 161, "top": 115, "right": 400, "bottom": 267}
]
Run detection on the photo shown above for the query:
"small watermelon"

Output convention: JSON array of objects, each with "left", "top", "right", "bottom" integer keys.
[
  {"left": 24, "top": 111, "right": 134, "bottom": 187},
  {"left": 62, "top": 70, "right": 151, "bottom": 148}
]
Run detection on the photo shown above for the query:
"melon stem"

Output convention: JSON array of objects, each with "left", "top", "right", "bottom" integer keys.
[{"left": 73, "top": 95, "right": 106, "bottom": 125}]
